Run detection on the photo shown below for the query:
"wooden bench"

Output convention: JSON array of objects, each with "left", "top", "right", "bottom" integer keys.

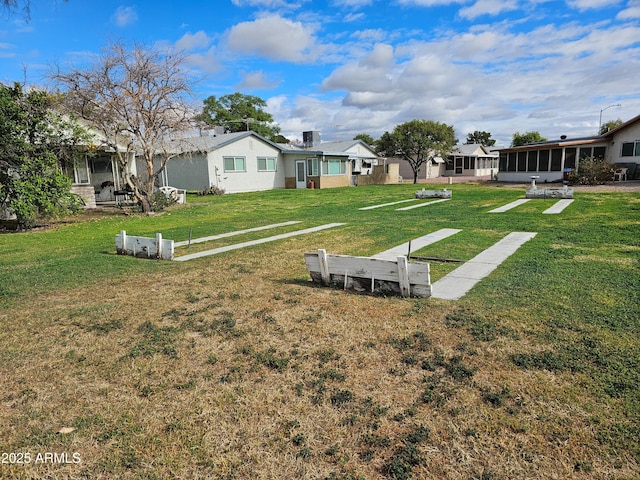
[{"left": 304, "top": 249, "right": 431, "bottom": 298}]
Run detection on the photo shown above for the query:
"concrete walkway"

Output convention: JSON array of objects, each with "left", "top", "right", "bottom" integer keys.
[
  {"left": 372, "top": 228, "right": 462, "bottom": 260},
  {"left": 543, "top": 199, "right": 574, "bottom": 214},
  {"left": 174, "top": 223, "right": 345, "bottom": 261},
  {"left": 488, "top": 198, "right": 531, "bottom": 213},
  {"left": 358, "top": 199, "right": 419, "bottom": 210},
  {"left": 174, "top": 221, "right": 301, "bottom": 247},
  {"left": 396, "top": 198, "right": 451, "bottom": 211},
  {"left": 431, "top": 232, "right": 537, "bottom": 300}
]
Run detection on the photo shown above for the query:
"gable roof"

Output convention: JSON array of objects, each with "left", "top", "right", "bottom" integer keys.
[
  {"left": 602, "top": 113, "right": 640, "bottom": 138},
  {"left": 278, "top": 139, "right": 377, "bottom": 159},
  {"left": 166, "top": 130, "right": 282, "bottom": 155},
  {"left": 452, "top": 144, "right": 497, "bottom": 156}
]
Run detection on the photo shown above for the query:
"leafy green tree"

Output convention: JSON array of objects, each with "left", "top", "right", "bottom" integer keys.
[
  {"left": 465, "top": 130, "right": 495, "bottom": 147},
  {"left": 0, "top": 83, "right": 85, "bottom": 229},
  {"left": 511, "top": 131, "right": 547, "bottom": 147},
  {"left": 353, "top": 133, "right": 376, "bottom": 146},
  {"left": 198, "top": 92, "right": 281, "bottom": 141},
  {"left": 599, "top": 118, "right": 624, "bottom": 135},
  {"left": 377, "top": 119, "right": 457, "bottom": 184}
]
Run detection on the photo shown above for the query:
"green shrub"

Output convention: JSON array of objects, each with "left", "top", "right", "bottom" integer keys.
[{"left": 567, "top": 157, "right": 615, "bottom": 185}]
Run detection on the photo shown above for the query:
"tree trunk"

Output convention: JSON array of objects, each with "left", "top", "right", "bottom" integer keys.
[{"left": 413, "top": 170, "right": 418, "bottom": 184}]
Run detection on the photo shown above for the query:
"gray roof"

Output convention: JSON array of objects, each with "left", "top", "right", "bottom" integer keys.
[{"left": 167, "top": 131, "right": 280, "bottom": 154}]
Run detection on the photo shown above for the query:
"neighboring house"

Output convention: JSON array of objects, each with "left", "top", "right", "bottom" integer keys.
[
  {"left": 387, "top": 143, "right": 498, "bottom": 182},
  {"left": 63, "top": 128, "right": 137, "bottom": 208},
  {"left": 496, "top": 113, "right": 640, "bottom": 182},
  {"left": 446, "top": 144, "right": 499, "bottom": 178},
  {"left": 159, "top": 130, "right": 385, "bottom": 193}
]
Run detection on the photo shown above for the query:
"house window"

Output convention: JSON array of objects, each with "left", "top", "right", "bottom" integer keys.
[
  {"left": 307, "top": 158, "right": 319, "bottom": 176},
  {"left": 539, "top": 150, "right": 550, "bottom": 171},
  {"left": 527, "top": 151, "right": 538, "bottom": 172},
  {"left": 517, "top": 152, "right": 527, "bottom": 172},
  {"left": 257, "top": 157, "right": 276, "bottom": 172},
  {"left": 621, "top": 141, "right": 640, "bottom": 157},
  {"left": 550, "top": 149, "right": 562, "bottom": 171},
  {"left": 223, "top": 156, "right": 246, "bottom": 172},
  {"left": 91, "top": 157, "right": 112, "bottom": 173},
  {"left": 593, "top": 146, "right": 606, "bottom": 159},
  {"left": 324, "top": 159, "right": 346, "bottom": 175},
  {"left": 564, "top": 148, "right": 577, "bottom": 170},
  {"left": 499, "top": 153, "right": 507, "bottom": 171},
  {"left": 507, "top": 152, "right": 517, "bottom": 171}
]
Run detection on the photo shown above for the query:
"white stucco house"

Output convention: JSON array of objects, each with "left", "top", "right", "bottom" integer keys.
[
  {"left": 158, "top": 130, "right": 388, "bottom": 193},
  {"left": 497, "top": 113, "right": 640, "bottom": 182}
]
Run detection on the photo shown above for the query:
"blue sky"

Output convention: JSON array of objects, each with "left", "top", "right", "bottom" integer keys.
[{"left": 1, "top": 0, "right": 639, "bottom": 145}]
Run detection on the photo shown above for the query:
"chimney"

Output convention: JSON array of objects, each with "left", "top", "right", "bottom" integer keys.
[{"left": 303, "top": 131, "right": 321, "bottom": 148}]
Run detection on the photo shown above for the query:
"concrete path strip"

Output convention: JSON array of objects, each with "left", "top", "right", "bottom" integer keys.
[
  {"left": 371, "top": 228, "right": 462, "bottom": 260},
  {"left": 174, "top": 223, "right": 346, "bottom": 261},
  {"left": 359, "top": 199, "right": 420, "bottom": 210},
  {"left": 396, "top": 198, "right": 451, "bottom": 211},
  {"left": 174, "top": 221, "right": 301, "bottom": 247},
  {"left": 431, "top": 232, "right": 537, "bottom": 300},
  {"left": 543, "top": 199, "right": 574, "bottom": 214},
  {"left": 488, "top": 198, "right": 531, "bottom": 213}
]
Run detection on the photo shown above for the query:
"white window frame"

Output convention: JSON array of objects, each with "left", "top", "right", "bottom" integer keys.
[
  {"left": 223, "top": 156, "right": 246, "bottom": 172},
  {"left": 306, "top": 157, "right": 319, "bottom": 176},
  {"left": 323, "top": 158, "right": 346, "bottom": 176},
  {"left": 257, "top": 156, "right": 277, "bottom": 172}
]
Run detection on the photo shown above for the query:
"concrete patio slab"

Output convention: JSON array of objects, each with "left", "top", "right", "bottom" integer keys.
[
  {"left": 543, "top": 199, "right": 574, "bottom": 214},
  {"left": 488, "top": 198, "right": 531, "bottom": 213},
  {"left": 174, "top": 221, "right": 301, "bottom": 247},
  {"left": 396, "top": 198, "right": 451, "bottom": 211},
  {"left": 431, "top": 231, "right": 537, "bottom": 300},
  {"left": 358, "top": 199, "right": 420, "bottom": 210},
  {"left": 175, "top": 223, "right": 345, "bottom": 261},
  {"left": 372, "top": 228, "right": 462, "bottom": 260}
]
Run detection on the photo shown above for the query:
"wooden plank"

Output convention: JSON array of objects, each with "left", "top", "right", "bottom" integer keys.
[
  {"left": 318, "top": 248, "right": 330, "bottom": 284},
  {"left": 397, "top": 256, "right": 410, "bottom": 297},
  {"left": 115, "top": 231, "right": 174, "bottom": 260},
  {"left": 304, "top": 251, "right": 431, "bottom": 298}
]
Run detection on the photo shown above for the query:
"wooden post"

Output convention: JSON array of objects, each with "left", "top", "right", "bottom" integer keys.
[
  {"left": 318, "top": 249, "right": 330, "bottom": 285},
  {"left": 397, "top": 256, "right": 410, "bottom": 298},
  {"left": 156, "top": 233, "right": 163, "bottom": 259}
]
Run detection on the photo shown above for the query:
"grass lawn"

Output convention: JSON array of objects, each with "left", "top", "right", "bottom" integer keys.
[{"left": 1, "top": 183, "right": 639, "bottom": 479}]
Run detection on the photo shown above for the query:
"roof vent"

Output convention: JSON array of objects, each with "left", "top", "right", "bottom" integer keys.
[{"left": 560, "top": 135, "right": 567, "bottom": 140}]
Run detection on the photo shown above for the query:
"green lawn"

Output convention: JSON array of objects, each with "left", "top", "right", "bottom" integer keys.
[{"left": 1, "top": 183, "right": 639, "bottom": 479}]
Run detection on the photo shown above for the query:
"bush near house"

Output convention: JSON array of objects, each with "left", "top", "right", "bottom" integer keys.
[{"left": 567, "top": 156, "right": 615, "bottom": 185}]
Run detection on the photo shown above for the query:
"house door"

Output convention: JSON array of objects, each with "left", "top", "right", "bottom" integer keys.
[
  {"left": 455, "top": 156, "right": 463, "bottom": 174},
  {"left": 296, "top": 160, "right": 307, "bottom": 189}
]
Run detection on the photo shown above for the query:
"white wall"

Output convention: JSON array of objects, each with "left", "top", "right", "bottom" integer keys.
[{"left": 209, "top": 137, "right": 285, "bottom": 193}]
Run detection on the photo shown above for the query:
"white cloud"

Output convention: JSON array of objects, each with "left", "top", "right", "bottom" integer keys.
[
  {"left": 231, "top": 0, "right": 306, "bottom": 8},
  {"left": 111, "top": 6, "right": 138, "bottom": 27},
  {"left": 175, "top": 31, "right": 213, "bottom": 52},
  {"left": 236, "top": 70, "right": 281, "bottom": 89},
  {"left": 566, "top": 0, "right": 622, "bottom": 10},
  {"left": 459, "top": 0, "right": 519, "bottom": 19},
  {"left": 617, "top": 0, "right": 640, "bottom": 18},
  {"left": 227, "top": 15, "right": 318, "bottom": 62}
]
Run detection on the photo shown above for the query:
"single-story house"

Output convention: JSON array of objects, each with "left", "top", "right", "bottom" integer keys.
[
  {"left": 497, "top": 113, "right": 640, "bottom": 182},
  {"left": 386, "top": 143, "right": 498, "bottom": 181},
  {"left": 63, "top": 127, "right": 137, "bottom": 208},
  {"left": 446, "top": 144, "right": 499, "bottom": 178},
  {"left": 158, "top": 130, "right": 388, "bottom": 193}
]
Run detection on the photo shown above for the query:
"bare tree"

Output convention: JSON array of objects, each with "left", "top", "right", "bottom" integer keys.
[{"left": 51, "top": 40, "right": 195, "bottom": 212}]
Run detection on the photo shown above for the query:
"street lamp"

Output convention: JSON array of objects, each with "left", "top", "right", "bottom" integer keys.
[{"left": 598, "top": 103, "right": 621, "bottom": 134}]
